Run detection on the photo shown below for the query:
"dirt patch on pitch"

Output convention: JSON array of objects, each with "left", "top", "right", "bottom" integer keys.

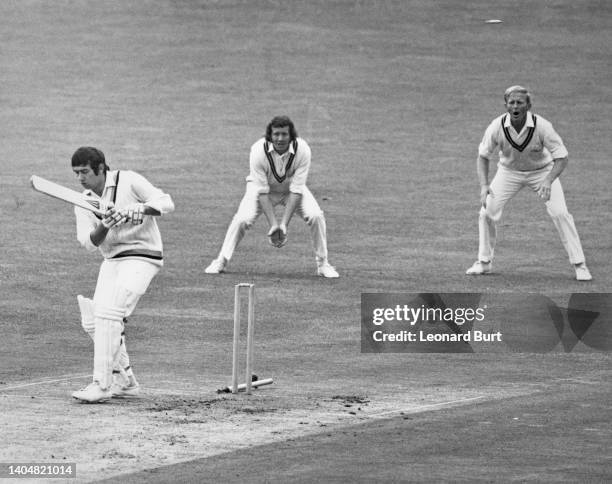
[{"left": 0, "top": 378, "right": 490, "bottom": 482}]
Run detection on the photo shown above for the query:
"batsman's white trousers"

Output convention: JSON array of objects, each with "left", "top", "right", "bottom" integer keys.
[
  {"left": 92, "top": 258, "right": 160, "bottom": 386},
  {"left": 93, "top": 258, "right": 160, "bottom": 317},
  {"left": 478, "top": 164, "right": 585, "bottom": 264},
  {"left": 218, "top": 183, "right": 329, "bottom": 262}
]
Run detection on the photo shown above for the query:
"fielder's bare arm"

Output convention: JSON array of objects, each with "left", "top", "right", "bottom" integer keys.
[
  {"left": 70, "top": 147, "right": 175, "bottom": 403},
  {"left": 205, "top": 115, "right": 339, "bottom": 278},
  {"left": 466, "top": 86, "right": 592, "bottom": 281}
]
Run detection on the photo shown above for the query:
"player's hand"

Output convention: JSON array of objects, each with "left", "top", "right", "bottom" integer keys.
[
  {"left": 267, "top": 224, "right": 287, "bottom": 248},
  {"left": 121, "top": 203, "right": 145, "bottom": 225},
  {"left": 101, "top": 203, "right": 126, "bottom": 229},
  {"left": 276, "top": 223, "right": 287, "bottom": 247},
  {"left": 480, "top": 185, "right": 492, "bottom": 208},
  {"left": 536, "top": 181, "right": 552, "bottom": 202}
]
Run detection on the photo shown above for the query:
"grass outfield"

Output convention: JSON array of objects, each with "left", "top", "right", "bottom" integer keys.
[{"left": 1, "top": 1, "right": 611, "bottom": 482}]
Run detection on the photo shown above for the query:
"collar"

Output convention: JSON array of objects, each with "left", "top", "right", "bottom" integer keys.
[
  {"left": 267, "top": 140, "right": 296, "bottom": 156},
  {"left": 104, "top": 170, "right": 118, "bottom": 189},
  {"left": 86, "top": 170, "right": 116, "bottom": 198},
  {"left": 503, "top": 111, "right": 535, "bottom": 129}
]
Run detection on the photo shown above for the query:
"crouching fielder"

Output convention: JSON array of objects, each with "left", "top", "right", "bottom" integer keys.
[
  {"left": 465, "top": 86, "right": 592, "bottom": 281},
  {"left": 205, "top": 115, "right": 339, "bottom": 278},
  {"left": 70, "top": 147, "right": 174, "bottom": 403}
]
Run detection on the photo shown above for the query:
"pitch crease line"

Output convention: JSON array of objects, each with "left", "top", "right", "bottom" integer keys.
[
  {"left": 0, "top": 393, "right": 71, "bottom": 401},
  {"left": 372, "top": 395, "right": 487, "bottom": 418},
  {"left": 0, "top": 373, "right": 90, "bottom": 391}
]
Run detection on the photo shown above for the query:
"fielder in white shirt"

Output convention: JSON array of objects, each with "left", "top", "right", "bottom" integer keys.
[
  {"left": 466, "top": 86, "right": 592, "bottom": 281},
  {"left": 70, "top": 147, "right": 175, "bottom": 403},
  {"left": 205, "top": 116, "right": 339, "bottom": 278}
]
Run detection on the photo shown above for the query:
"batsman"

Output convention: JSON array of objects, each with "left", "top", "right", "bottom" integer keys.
[{"left": 70, "top": 147, "right": 174, "bottom": 403}]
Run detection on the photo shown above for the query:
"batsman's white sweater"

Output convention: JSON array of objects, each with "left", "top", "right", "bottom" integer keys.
[{"left": 75, "top": 170, "right": 174, "bottom": 265}]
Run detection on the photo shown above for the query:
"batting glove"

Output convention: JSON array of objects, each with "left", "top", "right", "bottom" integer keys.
[
  {"left": 101, "top": 204, "right": 126, "bottom": 229},
  {"left": 123, "top": 203, "right": 145, "bottom": 225}
]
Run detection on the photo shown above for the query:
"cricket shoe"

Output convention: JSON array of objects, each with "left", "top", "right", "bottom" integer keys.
[
  {"left": 205, "top": 257, "right": 227, "bottom": 274},
  {"left": 317, "top": 261, "right": 339, "bottom": 278},
  {"left": 111, "top": 379, "right": 141, "bottom": 398},
  {"left": 465, "top": 260, "right": 492, "bottom": 275},
  {"left": 575, "top": 263, "right": 592, "bottom": 281},
  {"left": 72, "top": 381, "right": 112, "bottom": 403},
  {"left": 110, "top": 370, "right": 140, "bottom": 398}
]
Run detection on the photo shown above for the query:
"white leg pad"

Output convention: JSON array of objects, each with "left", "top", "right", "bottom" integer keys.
[
  {"left": 80, "top": 296, "right": 131, "bottom": 373},
  {"left": 93, "top": 306, "right": 125, "bottom": 390},
  {"left": 117, "top": 329, "right": 131, "bottom": 373},
  {"left": 77, "top": 295, "right": 95, "bottom": 338}
]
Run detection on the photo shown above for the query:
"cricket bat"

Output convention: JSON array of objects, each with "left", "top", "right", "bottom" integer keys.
[{"left": 30, "top": 175, "right": 106, "bottom": 216}]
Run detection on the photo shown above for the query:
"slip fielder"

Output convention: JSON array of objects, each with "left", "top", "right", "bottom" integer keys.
[
  {"left": 466, "top": 86, "right": 592, "bottom": 281},
  {"left": 205, "top": 115, "right": 339, "bottom": 278}
]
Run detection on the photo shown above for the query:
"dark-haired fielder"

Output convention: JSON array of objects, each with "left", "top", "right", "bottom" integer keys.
[
  {"left": 70, "top": 147, "right": 175, "bottom": 402},
  {"left": 466, "top": 86, "right": 592, "bottom": 281},
  {"left": 205, "top": 115, "right": 339, "bottom": 277}
]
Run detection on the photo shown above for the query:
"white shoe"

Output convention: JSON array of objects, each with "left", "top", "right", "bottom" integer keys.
[
  {"left": 72, "top": 381, "right": 112, "bottom": 403},
  {"left": 466, "top": 260, "right": 492, "bottom": 275},
  {"left": 111, "top": 379, "right": 140, "bottom": 398},
  {"left": 205, "top": 257, "right": 227, "bottom": 274},
  {"left": 575, "top": 263, "right": 592, "bottom": 281},
  {"left": 317, "top": 261, "right": 339, "bottom": 278},
  {"left": 109, "top": 370, "right": 140, "bottom": 397}
]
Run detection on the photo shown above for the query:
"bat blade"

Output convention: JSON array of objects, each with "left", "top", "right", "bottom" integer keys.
[{"left": 30, "top": 175, "right": 105, "bottom": 216}]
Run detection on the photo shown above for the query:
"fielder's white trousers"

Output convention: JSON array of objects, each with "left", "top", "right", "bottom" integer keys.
[
  {"left": 92, "top": 258, "right": 160, "bottom": 386},
  {"left": 218, "top": 183, "right": 329, "bottom": 262},
  {"left": 477, "top": 164, "right": 585, "bottom": 264}
]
